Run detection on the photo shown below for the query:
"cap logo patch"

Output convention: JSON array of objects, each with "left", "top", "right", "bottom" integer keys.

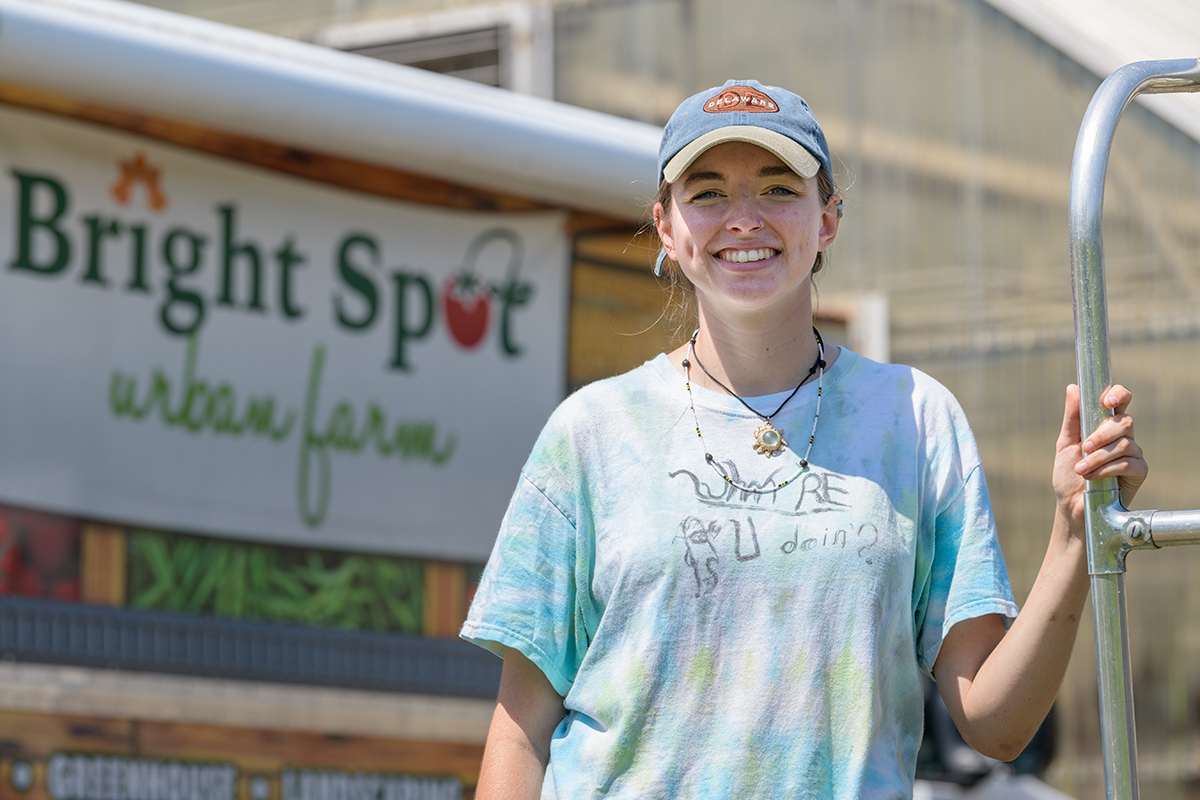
[{"left": 704, "top": 86, "right": 779, "bottom": 113}]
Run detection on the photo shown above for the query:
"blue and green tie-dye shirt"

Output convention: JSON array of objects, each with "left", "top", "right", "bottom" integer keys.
[{"left": 462, "top": 349, "right": 1018, "bottom": 799}]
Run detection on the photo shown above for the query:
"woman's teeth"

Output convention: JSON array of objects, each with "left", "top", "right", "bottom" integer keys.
[{"left": 720, "top": 248, "right": 775, "bottom": 263}]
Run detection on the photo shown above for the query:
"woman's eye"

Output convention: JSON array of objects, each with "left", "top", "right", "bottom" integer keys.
[
  {"left": 690, "top": 189, "right": 721, "bottom": 201},
  {"left": 766, "top": 185, "right": 799, "bottom": 197}
]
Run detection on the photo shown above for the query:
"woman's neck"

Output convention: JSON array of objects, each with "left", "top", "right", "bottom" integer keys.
[{"left": 683, "top": 309, "right": 832, "bottom": 398}]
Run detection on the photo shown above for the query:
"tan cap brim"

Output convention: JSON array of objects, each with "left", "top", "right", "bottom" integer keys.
[{"left": 662, "top": 125, "right": 822, "bottom": 183}]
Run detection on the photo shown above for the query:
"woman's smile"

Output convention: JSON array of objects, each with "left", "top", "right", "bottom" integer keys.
[{"left": 716, "top": 247, "right": 779, "bottom": 263}]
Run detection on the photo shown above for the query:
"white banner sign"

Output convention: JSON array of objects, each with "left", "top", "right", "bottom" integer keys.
[{"left": 0, "top": 105, "right": 569, "bottom": 561}]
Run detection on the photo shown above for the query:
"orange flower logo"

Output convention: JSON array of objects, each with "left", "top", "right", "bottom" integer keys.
[{"left": 110, "top": 151, "right": 168, "bottom": 212}]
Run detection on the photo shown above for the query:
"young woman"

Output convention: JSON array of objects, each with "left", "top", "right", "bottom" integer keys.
[{"left": 461, "top": 80, "right": 1147, "bottom": 799}]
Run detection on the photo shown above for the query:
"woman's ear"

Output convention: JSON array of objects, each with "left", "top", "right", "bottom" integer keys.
[
  {"left": 653, "top": 202, "right": 676, "bottom": 259},
  {"left": 818, "top": 193, "right": 841, "bottom": 251}
]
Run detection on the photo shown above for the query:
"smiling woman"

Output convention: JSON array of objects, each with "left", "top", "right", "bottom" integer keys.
[
  {"left": 459, "top": 80, "right": 1149, "bottom": 800},
  {"left": 654, "top": 142, "right": 839, "bottom": 354}
]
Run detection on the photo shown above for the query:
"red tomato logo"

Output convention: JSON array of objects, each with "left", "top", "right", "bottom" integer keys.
[{"left": 442, "top": 272, "right": 491, "bottom": 349}]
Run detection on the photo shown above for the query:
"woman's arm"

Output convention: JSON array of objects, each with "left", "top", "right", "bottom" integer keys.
[
  {"left": 476, "top": 648, "right": 565, "bottom": 800},
  {"left": 933, "top": 383, "right": 1147, "bottom": 761}
]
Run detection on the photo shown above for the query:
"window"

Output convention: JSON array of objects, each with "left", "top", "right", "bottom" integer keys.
[{"left": 317, "top": 3, "right": 554, "bottom": 98}]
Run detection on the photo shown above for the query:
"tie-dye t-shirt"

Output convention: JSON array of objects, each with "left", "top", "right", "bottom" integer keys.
[{"left": 461, "top": 348, "right": 1018, "bottom": 799}]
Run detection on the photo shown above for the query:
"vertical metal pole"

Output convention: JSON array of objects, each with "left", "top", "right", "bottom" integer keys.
[
  {"left": 1070, "top": 67, "right": 1136, "bottom": 797},
  {"left": 1069, "top": 59, "right": 1200, "bottom": 800},
  {"left": 1089, "top": 573, "right": 1139, "bottom": 798}
]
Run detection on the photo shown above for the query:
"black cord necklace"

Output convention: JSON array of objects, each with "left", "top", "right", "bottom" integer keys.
[{"left": 687, "top": 328, "right": 825, "bottom": 457}]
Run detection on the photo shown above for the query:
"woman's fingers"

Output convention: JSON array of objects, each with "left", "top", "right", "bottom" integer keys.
[
  {"left": 1058, "top": 384, "right": 1083, "bottom": 448},
  {"left": 1077, "top": 385, "right": 1135, "bottom": 461},
  {"left": 1080, "top": 410, "right": 1135, "bottom": 459},
  {"left": 1075, "top": 431, "right": 1142, "bottom": 478},
  {"left": 1102, "top": 384, "right": 1134, "bottom": 416},
  {"left": 1070, "top": 384, "right": 1148, "bottom": 506}
]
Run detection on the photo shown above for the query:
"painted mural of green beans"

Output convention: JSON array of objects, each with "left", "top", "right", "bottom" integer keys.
[{"left": 127, "top": 530, "right": 422, "bottom": 632}]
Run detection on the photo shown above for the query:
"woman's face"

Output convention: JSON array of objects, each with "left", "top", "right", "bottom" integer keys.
[{"left": 655, "top": 141, "right": 839, "bottom": 321}]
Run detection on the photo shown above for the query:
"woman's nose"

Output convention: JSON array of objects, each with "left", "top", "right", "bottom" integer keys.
[{"left": 727, "top": 197, "right": 764, "bottom": 233}]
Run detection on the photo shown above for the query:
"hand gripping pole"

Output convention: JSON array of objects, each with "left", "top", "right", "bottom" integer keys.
[{"left": 1069, "top": 58, "right": 1200, "bottom": 800}]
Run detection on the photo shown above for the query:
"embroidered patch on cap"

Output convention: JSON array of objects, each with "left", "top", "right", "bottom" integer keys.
[{"left": 703, "top": 86, "right": 779, "bottom": 113}]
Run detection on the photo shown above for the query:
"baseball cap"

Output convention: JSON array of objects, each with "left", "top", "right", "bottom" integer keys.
[{"left": 658, "top": 80, "right": 832, "bottom": 185}]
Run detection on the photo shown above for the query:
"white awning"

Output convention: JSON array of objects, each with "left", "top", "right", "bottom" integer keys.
[
  {"left": 0, "top": 0, "right": 662, "bottom": 220},
  {"left": 984, "top": 0, "right": 1200, "bottom": 144}
]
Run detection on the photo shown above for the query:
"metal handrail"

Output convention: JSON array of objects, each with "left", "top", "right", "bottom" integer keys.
[{"left": 1069, "top": 58, "right": 1200, "bottom": 800}]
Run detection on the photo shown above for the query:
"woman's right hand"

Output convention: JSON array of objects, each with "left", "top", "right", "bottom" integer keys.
[{"left": 1052, "top": 383, "right": 1148, "bottom": 528}]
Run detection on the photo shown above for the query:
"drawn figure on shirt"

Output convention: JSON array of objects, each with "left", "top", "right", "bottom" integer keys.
[{"left": 678, "top": 516, "right": 721, "bottom": 596}]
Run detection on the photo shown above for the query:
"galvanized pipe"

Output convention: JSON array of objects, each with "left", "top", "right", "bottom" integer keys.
[
  {"left": 1071, "top": 59, "right": 1200, "bottom": 496},
  {"left": 1147, "top": 510, "right": 1200, "bottom": 547},
  {"left": 1069, "top": 58, "right": 1200, "bottom": 800},
  {"left": 1090, "top": 573, "right": 1139, "bottom": 798}
]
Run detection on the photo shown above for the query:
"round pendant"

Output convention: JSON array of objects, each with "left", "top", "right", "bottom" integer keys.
[{"left": 753, "top": 421, "right": 788, "bottom": 456}]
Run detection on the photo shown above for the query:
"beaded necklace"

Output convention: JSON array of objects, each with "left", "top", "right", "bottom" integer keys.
[{"left": 682, "top": 328, "right": 825, "bottom": 495}]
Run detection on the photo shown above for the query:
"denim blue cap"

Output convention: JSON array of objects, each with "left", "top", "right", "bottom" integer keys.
[{"left": 658, "top": 80, "right": 832, "bottom": 185}]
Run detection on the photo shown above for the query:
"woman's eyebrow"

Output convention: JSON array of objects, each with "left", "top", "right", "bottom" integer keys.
[
  {"left": 682, "top": 170, "right": 723, "bottom": 188},
  {"left": 759, "top": 165, "right": 800, "bottom": 178},
  {"left": 681, "top": 165, "right": 799, "bottom": 189}
]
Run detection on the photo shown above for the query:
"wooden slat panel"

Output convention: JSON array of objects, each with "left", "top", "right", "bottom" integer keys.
[
  {"left": 0, "top": 709, "right": 483, "bottom": 798},
  {"left": 136, "top": 720, "right": 483, "bottom": 778},
  {"left": 422, "top": 562, "right": 467, "bottom": 638},
  {"left": 0, "top": 709, "right": 135, "bottom": 756},
  {"left": 79, "top": 525, "right": 127, "bottom": 607}
]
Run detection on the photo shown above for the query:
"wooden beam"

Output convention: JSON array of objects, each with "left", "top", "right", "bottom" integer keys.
[{"left": 0, "top": 662, "right": 493, "bottom": 743}]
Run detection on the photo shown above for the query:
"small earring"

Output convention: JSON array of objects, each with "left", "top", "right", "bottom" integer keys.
[
  {"left": 836, "top": 200, "right": 844, "bottom": 219},
  {"left": 654, "top": 248, "right": 668, "bottom": 277}
]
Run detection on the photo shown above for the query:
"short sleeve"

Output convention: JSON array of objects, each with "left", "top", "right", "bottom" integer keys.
[
  {"left": 460, "top": 474, "right": 593, "bottom": 698},
  {"left": 914, "top": 463, "right": 1019, "bottom": 675}
]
